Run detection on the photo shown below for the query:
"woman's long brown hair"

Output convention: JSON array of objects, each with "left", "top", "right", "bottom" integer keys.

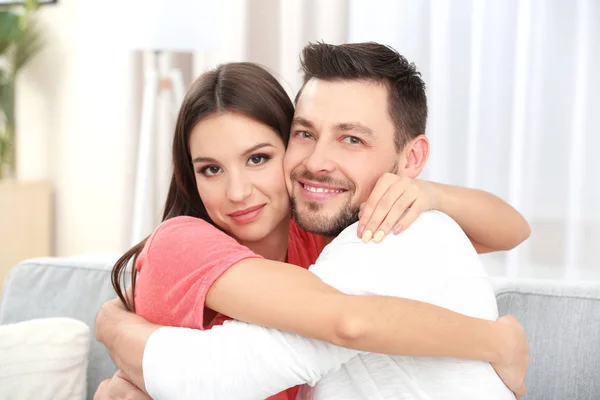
[{"left": 111, "top": 63, "right": 295, "bottom": 312}]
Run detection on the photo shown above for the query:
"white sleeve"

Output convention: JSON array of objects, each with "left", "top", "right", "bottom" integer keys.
[{"left": 143, "top": 320, "right": 363, "bottom": 400}]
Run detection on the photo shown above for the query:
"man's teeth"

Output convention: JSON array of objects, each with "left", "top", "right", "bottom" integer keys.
[{"left": 304, "top": 185, "right": 344, "bottom": 193}]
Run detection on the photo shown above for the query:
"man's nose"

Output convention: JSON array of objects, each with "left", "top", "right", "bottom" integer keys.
[{"left": 303, "top": 141, "right": 337, "bottom": 174}]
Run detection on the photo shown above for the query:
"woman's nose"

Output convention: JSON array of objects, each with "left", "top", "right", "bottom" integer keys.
[{"left": 226, "top": 172, "right": 253, "bottom": 202}]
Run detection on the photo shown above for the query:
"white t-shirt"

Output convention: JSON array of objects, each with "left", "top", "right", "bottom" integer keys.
[{"left": 143, "top": 211, "right": 514, "bottom": 400}]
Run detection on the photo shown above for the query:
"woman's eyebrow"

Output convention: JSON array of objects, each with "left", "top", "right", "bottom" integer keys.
[
  {"left": 192, "top": 156, "right": 216, "bottom": 164},
  {"left": 241, "top": 143, "right": 275, "bottom": 157},
  {"left": 192, "top": 143, "right": 274, "bottom": 164}
]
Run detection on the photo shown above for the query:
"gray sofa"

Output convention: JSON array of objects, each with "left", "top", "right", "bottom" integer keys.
[{"left": 1, "top": 257, "right": 599, "bottom": 400}]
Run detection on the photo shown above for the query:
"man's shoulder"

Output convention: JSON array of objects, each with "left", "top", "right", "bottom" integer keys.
[
  {"left": 400, "top": 210, "right": 466, "bottom": 238},
  {"left": 331, "top": 211, "right": 463, "bottom": 246},
  {"left": 328, "top": 221, "right": 362, "bottom": 246},
  {"left": 320, "top": 211, "right": 472, "bottom": 262},
  {"left": 311, "top": 211, "right": 482, "bottom": 282},
  {"left": 384, "top": 210, "right": 472, "bottom": 250}
]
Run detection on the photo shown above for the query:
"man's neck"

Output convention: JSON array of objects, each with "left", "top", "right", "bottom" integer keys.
[{"left": 239, "top": 216, "right": 291, "bottom": 262}]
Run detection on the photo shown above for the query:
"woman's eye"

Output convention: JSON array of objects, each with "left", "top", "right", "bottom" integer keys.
[
  {"left": 342, "top": 136, "right": 362, "bottom": 145},
  {"left": 296, "top": 131, "right": 313, "bottom": 139},
  {"left": 201, "top": 165, "right": 222, "bottom": 176},
  {"left": 247, "top": 154, "right": 271, "bottom": 166}
]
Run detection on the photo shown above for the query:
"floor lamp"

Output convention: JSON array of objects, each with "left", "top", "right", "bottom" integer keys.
[{"left": 126, "top": 0, "right": 218, "bottom": 246}]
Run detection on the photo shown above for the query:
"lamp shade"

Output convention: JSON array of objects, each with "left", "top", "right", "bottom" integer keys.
[{"left": 123, "top": 0, "right": 220, "bottom": 52}]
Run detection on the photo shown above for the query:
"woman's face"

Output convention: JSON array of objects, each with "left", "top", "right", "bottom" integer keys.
[{"left": 190, "top": 111, "right": 290, "bottom": 243}]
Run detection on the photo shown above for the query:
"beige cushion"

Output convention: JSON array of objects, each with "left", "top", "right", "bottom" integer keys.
[{"left": 0, "top": 318, "right": 90, "bottom": 400}]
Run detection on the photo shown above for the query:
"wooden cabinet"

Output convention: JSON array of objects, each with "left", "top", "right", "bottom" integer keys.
[{"left": 0, "top": 180, "right": 52, "bottom": 297}]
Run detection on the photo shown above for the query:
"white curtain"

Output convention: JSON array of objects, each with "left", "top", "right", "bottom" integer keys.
[
  {"left": 348, "top": 0, "right": 600, "bottom": 279},
  {"left": 132, "top": 0, "right": 600, "bottom": 280},
  {"left": 192, "top": 0, "right": 348, "bottom": 96}
]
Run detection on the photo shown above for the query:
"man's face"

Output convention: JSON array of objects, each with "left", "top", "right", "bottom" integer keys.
[{"left": 284, "top": 78, "right": 404, "bottom": 237}]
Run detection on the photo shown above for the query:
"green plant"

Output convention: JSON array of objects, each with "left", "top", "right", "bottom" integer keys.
[{"left": 0, "top": 0, "right": 43, "bottom": 179}]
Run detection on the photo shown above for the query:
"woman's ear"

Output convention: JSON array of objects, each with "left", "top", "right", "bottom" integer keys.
[{"left": 400, "top": 135, "right": 429, "bottom": 179}]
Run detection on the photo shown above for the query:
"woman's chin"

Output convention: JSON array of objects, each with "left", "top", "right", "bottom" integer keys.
[
  {"left": 227, "top": 210, "right": 290, "bottom": 244},
  {"left": 231, "top": 227, "right": 271, "bottom": 244}
]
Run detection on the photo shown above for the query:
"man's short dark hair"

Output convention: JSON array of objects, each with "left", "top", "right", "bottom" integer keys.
[{"left": 297, "top": 42, "right": 427, "bottom": 152}]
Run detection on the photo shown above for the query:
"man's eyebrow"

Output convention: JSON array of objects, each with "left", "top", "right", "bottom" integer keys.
[
  {"left": 192, "top": 143, "right": 274, "bottom": 164},
  {"left": 334, "top": 122, "right": 375, "bottom": 139},
  {"left": 291, "top": 117, "right": 315, "bottom": 129}
]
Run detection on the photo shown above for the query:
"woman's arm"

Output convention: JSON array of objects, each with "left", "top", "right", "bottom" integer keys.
[
  {"left": 206, "top": 258, "right": 522, "bottom": 360},
  {"left": 429, "top": 181, "right": 531, "bottom": 253},
  {"left": 357, "top": 173, "right": 530, "bottom": 253}
]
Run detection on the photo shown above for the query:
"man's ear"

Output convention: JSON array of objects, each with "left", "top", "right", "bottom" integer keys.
[{"left": 400, "top": 135, "right": 429, "bottom": 179}]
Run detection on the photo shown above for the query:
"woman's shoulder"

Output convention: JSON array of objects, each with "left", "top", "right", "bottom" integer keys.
[
  {"left": 147, "top": 216, "right": 235, "bottom": 253},
  {"left": 157, "top": 215, "right": 214, "bottom": 231},
  {"left": 139, "top": 215, "right": 258, "bottom": 274}
]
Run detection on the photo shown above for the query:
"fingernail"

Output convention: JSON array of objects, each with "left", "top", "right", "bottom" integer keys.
[
  {"left": 394, "top": 225, "right": 404, "bottom": 234},
  {"left": 373, "top": 230, "right": 385, "bottom": 243},
  {"left": 358, "top": 225, "right": 365, "bottom": 237},
  {"left": 361, "top": 230, "right": 373, "bottom": 243}
]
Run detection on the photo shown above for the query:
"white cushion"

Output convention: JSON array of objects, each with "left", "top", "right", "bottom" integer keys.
[{"left": 0, "top": 318, "right": 90, "bottom": 400}]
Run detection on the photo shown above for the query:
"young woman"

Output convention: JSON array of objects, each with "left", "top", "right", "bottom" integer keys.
[{"left": 108, "top": 62, "right": 529, "bottom": 399}]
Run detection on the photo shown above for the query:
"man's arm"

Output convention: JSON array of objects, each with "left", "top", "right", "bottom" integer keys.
[
  {"left": 144, "top": 322, "right": 361, "bottom": 399},
  {"left": 96, "top": 297, "right": 359, "bottom": 399},
  {"left": 96, "top": 295, "right": 527, "bottom": 400}
]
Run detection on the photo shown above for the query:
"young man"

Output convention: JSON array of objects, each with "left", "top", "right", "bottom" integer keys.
[{"left": 95, "top": 43, "right": 529, "bottom": 399}]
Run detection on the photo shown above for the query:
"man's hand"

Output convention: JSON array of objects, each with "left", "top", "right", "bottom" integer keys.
[
  {"left": 95, "top": 295, "right": 159, "bottom": 391},
  {"left": 94, "top": 370, "right": 152, "bottom": 400},
  {"left": 491, "top": 315, "right": 530, "bottom": 399}
]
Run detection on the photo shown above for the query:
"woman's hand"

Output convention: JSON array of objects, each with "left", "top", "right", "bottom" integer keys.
[
  {"left": 358, "top": 173, "right": 437, "bottom": 242},
  {"left": 490, "top": 316, "right": 530, "bottom": 399},
  {"left": 357, "top": 173, "right": 530, "bottom": 252}
]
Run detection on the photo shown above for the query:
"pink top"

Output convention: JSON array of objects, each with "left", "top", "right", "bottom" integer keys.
[{"left": 134, "top": 216, "right": 325, "bottom": 400}]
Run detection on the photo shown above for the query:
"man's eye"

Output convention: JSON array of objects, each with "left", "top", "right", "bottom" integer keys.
[
  {"left": 296, "top": 131, "right": 313, "bottom": 139},
  {"left": 200, "top": 165, "right": 222, "bottom": 176},
  {"left": 342, "top": 136, "right": 362, "bottom": 145},
  {"left": 247, "top": 154, "right": 271, "bottom": 166}
]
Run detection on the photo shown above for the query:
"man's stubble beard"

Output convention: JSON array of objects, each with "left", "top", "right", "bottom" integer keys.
[
  {"left": 289, "top": 160, "right": 399, "bottom": 237},
  {"left": 291, "top": 195, "right": 360, "bottom": 237}
]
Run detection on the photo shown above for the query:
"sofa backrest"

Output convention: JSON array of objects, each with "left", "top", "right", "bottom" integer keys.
[
  {"left": 0, "top": 257, "right": 119, "bottom": 400},
  {"left": 495, "top": 278, "right": 600, "bottom": 400}
]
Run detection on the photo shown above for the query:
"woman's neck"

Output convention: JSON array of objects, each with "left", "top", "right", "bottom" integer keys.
[{"left": 239, "top": 216, "right": 290, "bottom": 262}]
